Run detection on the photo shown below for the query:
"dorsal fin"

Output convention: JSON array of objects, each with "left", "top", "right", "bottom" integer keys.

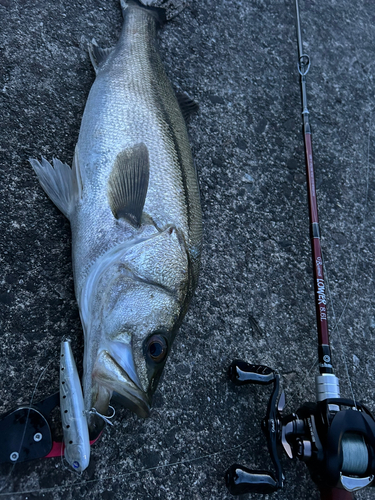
[
  {"left": 175, "top": 91, "right": 199, "bottom": 121},
  {"left": 107, "top": 143, "right": 150, "bottom": 227}
]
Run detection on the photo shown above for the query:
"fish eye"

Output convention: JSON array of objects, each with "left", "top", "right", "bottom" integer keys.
[{"left": 147, "top": 335, "right": 167, "bottom": 363}]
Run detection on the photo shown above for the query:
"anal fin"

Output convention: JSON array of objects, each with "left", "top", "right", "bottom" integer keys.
[{"left": 29, "top": 156, "right": 80, "bottom": 220}]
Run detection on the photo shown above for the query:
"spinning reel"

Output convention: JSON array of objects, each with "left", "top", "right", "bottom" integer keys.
[{"left": 225, "top": 361, "right": 375, "bottom": 497}]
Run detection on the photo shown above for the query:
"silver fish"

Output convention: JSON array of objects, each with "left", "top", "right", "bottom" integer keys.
[
  {"left": 60, "top": 339, "right": 90, "bottom": 471},
  {"left": 30, "top": 0, "right": 202, "bottom": 433}
]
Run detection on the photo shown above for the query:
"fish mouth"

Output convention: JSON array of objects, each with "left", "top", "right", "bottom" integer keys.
[{"left": 92, "top": 348, "right": 150, "bottom": 419}]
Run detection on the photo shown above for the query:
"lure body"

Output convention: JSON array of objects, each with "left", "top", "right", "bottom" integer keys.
[{"left": 60, "top": 339, "right": 90, "bottom": 472}]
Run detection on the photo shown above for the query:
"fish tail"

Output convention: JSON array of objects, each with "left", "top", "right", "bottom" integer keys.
[
  {"left": 89, "top": 1, "right": 172, "bottom": 73},
  {"left": 120, "top": 0, "right": 178, "bottom": 23}
]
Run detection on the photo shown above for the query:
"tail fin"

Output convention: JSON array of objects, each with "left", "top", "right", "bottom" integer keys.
[{"left": 120, "top": 0, "right": 184, "bottom": 21}]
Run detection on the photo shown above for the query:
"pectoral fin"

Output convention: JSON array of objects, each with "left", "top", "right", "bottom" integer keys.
[{"left": 107, "top": 143, "right": 150, "bottom": 227}]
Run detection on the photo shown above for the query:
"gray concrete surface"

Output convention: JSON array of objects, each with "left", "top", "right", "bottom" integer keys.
[{"left": 1, "top": 0, "right": 375, "bottom": 499}]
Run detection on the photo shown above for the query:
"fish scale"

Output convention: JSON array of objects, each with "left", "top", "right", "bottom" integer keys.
[
  {"left": 30, "top": 0, "right": 202, "bottom": 440},
  {"left": 73, "top": 9, "right": 200, "bottom": 293}
]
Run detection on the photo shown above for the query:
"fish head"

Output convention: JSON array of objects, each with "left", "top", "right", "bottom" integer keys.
[
  {"left": 84, "top": 226, "right": 191, "bottom": 429},
  {"left": 89, "top": 276, "right": 185, "bottom": 426}
]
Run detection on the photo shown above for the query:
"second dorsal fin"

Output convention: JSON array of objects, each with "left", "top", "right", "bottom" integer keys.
[
  {"left": 176, "top": 91, "right": 199, "bottom": 121},
  {"left": 88, "top": 39, "right": 114, "bottom": 73}
]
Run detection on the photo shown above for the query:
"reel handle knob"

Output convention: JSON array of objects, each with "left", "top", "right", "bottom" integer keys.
[
  {"left": 228, "top": 360, "right": 275, "bottom": 386},
  {"left": 225, "top": 463, "right": 279, "bottom": 495}
]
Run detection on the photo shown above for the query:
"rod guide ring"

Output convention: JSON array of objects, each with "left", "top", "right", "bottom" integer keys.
[{"left": 298, "top": 54, "right": 310, "bottom": 76}]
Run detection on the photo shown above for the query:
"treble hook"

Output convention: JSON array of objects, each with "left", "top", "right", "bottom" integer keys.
[{"left": 88, "top": 406, "right": 116, "bottom": 426}]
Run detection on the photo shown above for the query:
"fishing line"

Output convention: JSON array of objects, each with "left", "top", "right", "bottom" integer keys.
[
  {"left": 328, "top": 115, "right": 371, "bottom": 332},
  {"left": 0, "top": 435, "right": 257, "bottom": 497},
  {"left": 289, "top": 0, "right": 373, "bottom": 416},
  {"left": 0, "top": 345, "right": 260, "bottom": 496},
  {"left": 323, "top": 257, "right": 357, "bottom": 407},
  {"left": 295, "top": 358, "right": 319, "bottom": 401},
  {"left": 321, "top": 114, "right": 372, "bottom": 406},
  {"left": 0, "top": 358, "right": 54, "bottom": 494}
]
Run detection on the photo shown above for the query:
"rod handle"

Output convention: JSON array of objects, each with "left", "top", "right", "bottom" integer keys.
[
  {"left": 225, "top": 464, "right": 279, "bottom": 495},
  {"left": 228, "top": 360, "right": 275, "bottom": 386}
]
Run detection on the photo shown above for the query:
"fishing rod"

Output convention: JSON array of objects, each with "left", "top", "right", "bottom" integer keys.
[{"left": 224, "top": 1, "right": 375, "bottom": 499}]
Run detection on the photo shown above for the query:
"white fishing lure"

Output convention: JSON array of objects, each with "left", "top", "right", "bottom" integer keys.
[{"left": 60, "top": 339, "right": 90, "bottom": 472}]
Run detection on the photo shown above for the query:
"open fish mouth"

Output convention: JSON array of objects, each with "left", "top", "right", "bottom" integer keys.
[{"left": 92, "top": 348, "right": 151, "bottom": 419}]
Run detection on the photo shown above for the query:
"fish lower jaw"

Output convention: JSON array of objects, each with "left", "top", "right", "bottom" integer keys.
[
  {"left": 92, "top": 379, "right": 151, "bottom": 419},
  {"left": 91, "top": 350, "right": 151, "bottom": 419}
]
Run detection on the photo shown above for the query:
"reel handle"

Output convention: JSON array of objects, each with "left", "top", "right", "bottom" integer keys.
[
  {"left": 226, "top": 361, "right": 283, "bottom": 495},
  {"left": 225, "top": 464, "right": 279, "bottom": 495},
  {"left": 228, "top": 360, "right": 276, "bottom": 385}
]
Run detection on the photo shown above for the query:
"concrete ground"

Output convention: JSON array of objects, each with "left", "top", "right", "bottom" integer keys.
[{"left": 1, "top": 0, "right": 375, "bottom": 499}]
